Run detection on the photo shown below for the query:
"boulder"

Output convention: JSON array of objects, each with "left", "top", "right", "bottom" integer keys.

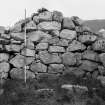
[
  {"left": 0, "top": 38, "right": 10, "bottom": 44},
  {"left": 52, "top": 11, "right": 63, "bottom": 22},
  {"left": 47, "top": 37, "right": 59, "bottom": 45},
  {"left": 28, "top": 31, "right": 51, "bottom": 42},
  {"left": 78, "top": 34, "right": 97, "bottom": 44},
  {"left": 48, "top": 46, "right": 65, "bottom": 52},
  {"left": 25, "top": 21, "right": 37, "bottom": 31},
  {"left": 63, "top": 17, "right": 75, "bottom": 29},
  {"left": 48, "top": 64, "right": 64, "bottom": 73},
  {"left": 60, "top": 29, "right": 77, "bottom": 40},
  {"left": 0, "top": 53, "right": 9, "bottom": 62},
  {"left": 30, "top": 62, "right": 47, "bottom": 73},
  {"left": 56, "top": 39, "right": 69, "bottom": 46},
  {"left": 10, "top": 68, "right": 35, "bottom": 79},
  {"left": 71, "top": 16, "right": 83, "bottom": 26},
  {"left": 99, "top": 53, "right": 105, "bottom": 67},
  {"left": 26, "top": 39, "right": 35, "bottom": 49},
  {"left": 79, "top": 60, "right": 98, "bottom": 72},
  {"left": 92, "top": 39, "right": 105, "bottom": 52},
  {"left": 82, "top": 50, "right": 99, "bottom": 62},
  {"left": 36, "top": 43, "right": 48, "bottom": 50},
  {"left": 67, "top": 40, "right": 86, "bottom": 52},
  {"left": 38, "top": 21, "right": 61, "bottom": 31},
  {"left": 26, "top": 57, "right": 35, "bottom": 65},
  {"left": 0, "top": 62, "right": 10, "bottom": 72},
  {"left": 21, "top": 48, "right": 35, "bottom": 57},
  {"left": 62, "top": 52, "right": 76, "bottom": 66},
  {"left": 10, "top": 54, "right": 25, "bottom": 68},
  {"left": 10, "top": 32, "right": 25, "bottom": 41},
  {"left": 0, "top": 33, "right": 10, "bottom": 39},
  {"left": 39, "top": 51, "right": 62, "bottom": 64},
  {"left": 0, "top": 72, "right": 8, "bottom": 79},
  {"left": 5, "top": 44, "right": 22, "bottom": 52},
  {"left": 37, "top": 11, "right": 52, "bottom": 21}
]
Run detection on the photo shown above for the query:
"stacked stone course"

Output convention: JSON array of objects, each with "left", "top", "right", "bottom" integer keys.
[{"left": 0, "top": 8, "right": 105, "bottom": 85}]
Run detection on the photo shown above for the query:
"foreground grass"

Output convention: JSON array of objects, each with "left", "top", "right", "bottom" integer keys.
[{"left": 0, "top": 73, "right": 105, "bottom": 105}]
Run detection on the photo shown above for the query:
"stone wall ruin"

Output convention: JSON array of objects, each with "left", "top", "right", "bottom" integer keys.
[{"left": 0, "top": 8, "right": 105, "bottom": 85}]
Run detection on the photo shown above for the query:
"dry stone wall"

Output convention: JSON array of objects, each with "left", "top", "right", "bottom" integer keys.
[{"left": 0, "top": 8, "right": 105, "bottom": 85}]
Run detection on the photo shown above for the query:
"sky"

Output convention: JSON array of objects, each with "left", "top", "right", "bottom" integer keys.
[{"left": 0, "top": 0, "right": 105, "bottom": 27}]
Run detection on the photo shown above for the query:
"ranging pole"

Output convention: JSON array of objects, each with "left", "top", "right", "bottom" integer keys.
[{"left": 24, "top": 9, "right": 27, "bottom": 84}]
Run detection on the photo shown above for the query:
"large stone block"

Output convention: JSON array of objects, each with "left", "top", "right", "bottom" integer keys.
[
  {"left": 0, "top": 53, "right": 9, "bottom": 62},
  {"left": 60, "top": 29, "right": 77, "bottom": 40},
  {"left": 92, "top": 39, "right": 105, "bottom": 52},
  {"left": 62, "top": 52, "right": 77, "bottom": 66},
  {"left": 67, "top": 40, "right": 86, "bottom": 52},
  {"left": 10, "top": 54, "right": 25, "bottom": 68},
  {"left": 79, "top": 60, "right": 98, "bottom": 72},
  {"left": 38, "top": 21, "right": 61, "bottom": 31},
  {"left": 52, "top": 11, "right": 63, "bottom": 22},
  {"left": 48, "top": 46, "right": 65, "bottom": 53},
  {"left": 30, "top": 62, "right": 47, "bottom": 73},
  {"left": 48, "top": 64, "right": 64, "bottom": 73},
  {"left": 0, "top": 62, "right": 10, "bottom": 72},
  {"left": 28, "top": 31, "right": 51, "bottom": 42},
  {"left": 36, "top": 43, "right": 48, "bottom": 50},
  {"left": 82, "top": 50, "right": 99, "bottom": 62},
  {"left": 78, "top": 34, "right": 97, "bottom": 44},
  {"left": 63, "top": 17, "right": 75, "bottom": 29},
  {"left": 21, "top": 48, "right": 35, "bottom": 57},
  {"left": 99, "top": 53, "right": 105, "bottom": 67},
  {"left": 10, "top": 32, "right": 25, "bottom": 41},
  {"left": 39, "top": 51, "right": 62, "bottom": 64},
  {"left": 10, "top": 68, "right": 35, "bottom": 79}
]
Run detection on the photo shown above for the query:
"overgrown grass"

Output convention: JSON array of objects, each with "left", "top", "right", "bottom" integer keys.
[{"left": 0, "top": 72, "right": 105, "bottom": 105}]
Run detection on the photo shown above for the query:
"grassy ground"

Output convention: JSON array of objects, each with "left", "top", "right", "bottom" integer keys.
[{"left": 0, "top": 72, "right": 105, "bottom": 105}]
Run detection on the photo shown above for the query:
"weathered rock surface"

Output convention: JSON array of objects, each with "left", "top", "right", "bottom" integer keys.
[
  {"left": 82, "top": 50, "right": 99, "bottom": 62},
  {"left": 99, "top": 53, "right": 105, "bottom": 67},
  {"left": 48, "top": 64, "right": 64, "bottom": 73},
  {"left": 62, "top": 52, "right": 76, "bottom": 66},
  {"left": 10, "top": 68, "right": 35, "bottom": 79},
  {"left": 21, "top": 48, "right": 35, "bottom": 57},
  {"left": 39, "top": 51, "right": 62, "bottom": 64},
  {"left": 28, "top": 31, "right": 51, "bottom": 42},
  {"left": 79, "top": 60, "right": 98, "bottom": 71},
  {"left": 78, "top": 34, "right": 97, "bottom": 44},
  {"left": 38, "top": 21, "right": 61, "bottom": 31},
  {"left": 67, "top": 40, "right": 86, "bottom": 52},
  {"left": 52, "top": 11, "right": 63, "bottom": 22},
  {"left": 60, "top": 29, "right": 77, "bottom": 40},
  {"left": 30, "top": 62, "right": 47, "bottom": 73},
  {"left": 0, "top": 53, "right": 9, "bottom": 62},
  {"left": 10, "top": 55, "right": 25, "bottom": 68},
  {"left": 36, "top": 43, "right": 48, "bottom": 50},
  {"left": 63, "top": 17, "right": 75, "bottom": 29},
  {"left": 92, "top": 39, "right": 105, "bottom": 52},
  {"left": 0, "top": 62, "right": 10, "bottom": 72},
  {"left": 1, "top": 8, "right": 105, "bottom": 82},
  {"left": 49, "top": 46, "right": 65, "bottom": 52}
]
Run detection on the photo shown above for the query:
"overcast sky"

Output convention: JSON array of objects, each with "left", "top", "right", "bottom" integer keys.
[{"left": 0, "top": 0, "right": 105, "bottom": 27}]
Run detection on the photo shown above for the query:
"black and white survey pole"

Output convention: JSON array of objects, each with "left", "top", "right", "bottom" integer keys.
[{"left": 24, "top": 8, "right": 27, "bottom": 84}]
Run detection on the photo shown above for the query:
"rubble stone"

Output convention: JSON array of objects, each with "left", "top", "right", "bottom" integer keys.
[
  {"left": 30, "top": 62, "right": 47, "bottom": 73},
  {"left": 60, "top": 29, "right": 77, "bottom": 40},
  {"left": 38, "top": 21, "right": 61, "bottom": 31},
  {"left": 39, "top": 51, "right": 62, "bottom": 64},
  {"left": 10, "top": 54, "right": 25, "bottom": 68}
]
